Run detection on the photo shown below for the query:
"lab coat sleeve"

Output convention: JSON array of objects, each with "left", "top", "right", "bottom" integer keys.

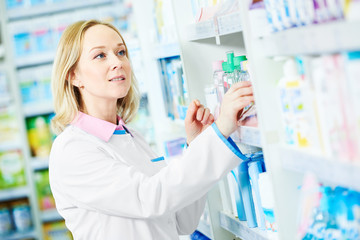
[
  {"left": 49, "top": 123, "right": 244, "bottom": 219},
  {"left": 175, "top": 194, "right": 207, "bottom": 235}
]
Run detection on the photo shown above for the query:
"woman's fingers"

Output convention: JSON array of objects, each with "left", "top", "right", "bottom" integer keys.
[
  {"left": 226, "top": 81, "right": 252, "bottom": 94},
  {"left": 196, "top": 105, "right": 205, "bottom": 121},
  {"left": 201, "top": 108, "right": 211, "bottom": 124}
]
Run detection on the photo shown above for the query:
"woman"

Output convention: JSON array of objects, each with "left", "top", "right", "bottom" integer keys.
[{"left": 49, "top": 20, "right": 254, "bottom": 240}]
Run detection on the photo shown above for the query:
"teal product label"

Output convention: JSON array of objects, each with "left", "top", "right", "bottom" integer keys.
[
  {"left": 6, "top": 0, "right": 25, "bottom": 9},
  {"left": 0, "top": 208, "right": 12, "bottom": 235},
  {"left": 34, "top": 29, "right": 54, "bottom": 53},
  {"left": 13, "top": 32, "right": 32, "bottom": 57},
  {"left": 12, "top": 205, "right": 32, "bottom": 232}
]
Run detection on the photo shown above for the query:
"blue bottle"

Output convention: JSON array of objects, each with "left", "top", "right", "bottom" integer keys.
[{"left": 236, "top": 159, "right": 257, "bottom": 228}]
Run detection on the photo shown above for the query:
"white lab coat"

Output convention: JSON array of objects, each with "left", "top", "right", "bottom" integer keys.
[{"left": 49, "top": 122, "right": 241, "bottom": 240}]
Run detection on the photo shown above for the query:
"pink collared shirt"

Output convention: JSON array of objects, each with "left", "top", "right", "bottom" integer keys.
[{"left": 71, "top": 112, "right": 131, "bottom": 142}]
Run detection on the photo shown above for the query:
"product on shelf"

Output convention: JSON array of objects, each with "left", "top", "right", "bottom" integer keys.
[
  {"left": 226, "top": 170, "right": 246, "bottom": 220},
  {"left": 11, "top": 199, "right": 33, "bottom": 232},
  {"left": 159, "top": 57, "right": 189, "bottom": 120},
  {"left": 19, "top": 65, "right": 52, "bottom": 107},
  {"left": 0, "top": 71, "right": 11, "bottom": 104},
  {"left": 164, "top": 137, "right": 186, "bottom": 157},
  {"left": 26, "top": 114, "right": 53, "bottom": 158},
  {"left": 0, "top": 150, "right": 27, "bottom": 189},
  {"left": 277, "top": 57, "right": 321, "bottom": 152},
  {"left": 261, "top": 0, "right": 345, "bottom": 33},
  {"left": 0, "top": 203, "right": 13, "bottom": 236},
  {"left": 298, "top": 173, "right": 360, "bottom": 239},
  {"left": 34, "top": 169, "right": 56, "bottom": 210},
  {"left": 190, "top": 0, "right": 239, "bottom": 23},
  {"left": 43, "top": 220, "right": 73, "bottom": 240},
  {"left": 153, "top": 0, "right": 178, "bottom": 45},
  {"left": 0, "top": 105, "right": 21, "bottom": 144},
  {"left": 311, "top": 54, "right": 359, "bottom": 161}
]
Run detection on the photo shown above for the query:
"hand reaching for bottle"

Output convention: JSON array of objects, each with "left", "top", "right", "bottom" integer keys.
[
  {"left": 185, "top": 99, "right": 215, "bottom": 145},
  {"left": 215, "top": 81, "right": 254, "bottom": 138}
]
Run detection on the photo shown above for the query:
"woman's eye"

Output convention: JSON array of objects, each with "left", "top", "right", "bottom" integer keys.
[
  {"left": 95, "top": 53, "right": 105, "bottom": 59},
  {"left": 118, "top": 50, "right": 126, "bottom": 56}
]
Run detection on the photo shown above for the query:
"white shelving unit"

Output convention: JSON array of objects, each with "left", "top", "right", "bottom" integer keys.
[
  {"left": 281, "top": 147, "right": 360, "bottom": 192},
  {"left": 153, "top": 42, "right": 181, "bottom": 59},
  {"left": 41, "top": 208, "right": 63, "bottom": 223},
  {"left": 137, "top": 0, "right": 359, "bottom": 239},
  {"left": 0, "top": 187, "right": 30, "bottom": 202},
  {"left": 219, "top": 211, "right": 269, "bottom": 240},
  {"left": 259, "top": 20, "right": 360, "bottom": 57},
  {"left": 23, "top": 102, "right": 54, "bottom": 118},
  {"left": 238, "top": 2, "right": 360, "bottom": 240},
  {"left": 186, "top": 11, "right": 242, "bottom": 42}
]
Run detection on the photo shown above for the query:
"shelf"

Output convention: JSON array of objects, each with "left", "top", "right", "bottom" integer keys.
[
  {"left": 153, "top": 42, "right": 181, "bottom": 59},
  {"left": 2, "top": 229, "right": 38, "bottom": 240},
  {"left": 219, "top": 211, "right": 270, "bottom": 240},
  {"left": 0, "top": 94, "right": 12, "bottom": 107},
  {"left": 6, "top": 0, "right": 114, "bottom": 21},
  {"left": 197, "top": 219, "right": 213, "bottom": 239},
  {"left": 0, "top": 187, "right": 29, "bottom": 202},
  {"left": 237, "top": 126, "right": 262, "bottom": 148},
  {"left": 15, "top": 52, "right": 54, "bottom": 69},
  {"left": 31, "top": 157, "right": 49, "bottom": 171},
  {"left": 186, "top": 11, "right": 242, "bottom": 41},
  {"left": 0, "top": 141, "right": 22, "bottom": 153},
  {"left": 41, "top": 208, "right": 63, "bottom": 222},
  {"left": 0, "top": 44, "right": 4, "bottom": 58},
  {"left": 260, "top": 20, "right": 360, "bottom": 56},
  {"left": 280, "top": 146, "right": 360, "bottom": 191},
  {"left": 23, "top": 102, "right": 54, "bottom": 117}
]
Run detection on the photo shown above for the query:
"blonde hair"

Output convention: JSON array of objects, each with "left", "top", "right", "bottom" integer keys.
[{"left": 51, "top": 20, "right": 140, "bottom": 134}]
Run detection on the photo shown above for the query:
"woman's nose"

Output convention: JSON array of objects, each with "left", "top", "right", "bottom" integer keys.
[{"left": 110, "top": 54, "right": 122, "bottom": 70}]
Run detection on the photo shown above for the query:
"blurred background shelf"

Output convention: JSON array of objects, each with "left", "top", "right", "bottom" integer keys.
[
  {"left": 41, "top": 208, "right": 63, "bottom": 223},
  {"left": 260, "top": 21, "right": 360, "bottom": 57},
  {"left": 0, "top": 94, "right": 12, "bottom": 107},
  {"left": 2, "top": 229, "right": 38, "bottom": 240},
  {"left": 23, "top": 102, "right": 54, "bottom": 118},
  {"left": 280, "top": 147, "right": 360, "bottom": 191},
  {"left": 31, "top": 157, "right": 49, "bottom": 171},
  {"left": 15, "top": 52, "right": 55, "bottom": 69},
  {"left": 219, "top": 211, "right": 270, "bottom": 240},
  {"left": 0, "top": 186, "right": 29, "bottom": 202},
  {"left": 236, "top": 126, "right": 262, "bottom": 148},
  {"left": 6, "top": 0, "right": 114, "bottom": 20},
  {"left": 0, "top": 141, "right": 22, "bottom": 153},
  {"left": 153, "top": 42, "right": 181, "bottom": 59},
  {"left": 186, "top": 11, "right": 242, "bottom": 41}
]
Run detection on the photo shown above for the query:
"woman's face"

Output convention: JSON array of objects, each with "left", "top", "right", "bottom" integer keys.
[{"left": 72, "top": 24, "right": 132, "bottom": 108}]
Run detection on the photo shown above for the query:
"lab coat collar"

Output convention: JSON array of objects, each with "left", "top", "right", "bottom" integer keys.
[{"left": 71, "top": 112, "right": 126, "bottom": 142}]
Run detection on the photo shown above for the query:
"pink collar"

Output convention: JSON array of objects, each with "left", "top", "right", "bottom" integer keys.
[{"left": 71, "top": 112, "right": 126, "bottom": 142}]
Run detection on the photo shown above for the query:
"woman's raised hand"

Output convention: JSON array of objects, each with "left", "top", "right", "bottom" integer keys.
[
  {"left": 215, "top": 81, "right": 254, "bottom": 138},
  {"left": 184, "top": 99, "right": 215, "bottom": 145}
]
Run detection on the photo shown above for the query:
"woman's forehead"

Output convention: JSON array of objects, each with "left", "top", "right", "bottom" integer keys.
[{"left": 82, "top": 24, "right": 124, "bottom": 50}]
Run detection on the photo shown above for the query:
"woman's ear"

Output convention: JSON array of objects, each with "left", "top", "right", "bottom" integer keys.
[{"left": 69, "top": 71, "right": 82, "bottom": 89}]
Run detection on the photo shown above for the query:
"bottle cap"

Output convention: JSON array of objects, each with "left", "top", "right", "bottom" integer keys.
[
  {"left": 222, "top": 62, "right": 228, "bottom": 72},
  {"left": 226, "top": 51, "right": 234, "bottom": 67},
  {"left": 238, "top": 55, "right": 247, "bottom": 61}
]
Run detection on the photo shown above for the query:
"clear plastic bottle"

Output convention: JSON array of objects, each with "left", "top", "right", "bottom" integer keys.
[{"left": 212, "top": 60, "right": 225, "bottom": 103}]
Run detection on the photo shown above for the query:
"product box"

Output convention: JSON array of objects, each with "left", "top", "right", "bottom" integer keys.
[
  {"left": 43, "top": 221, "right": 73, "bottom": 240},
  {"left": 0, "top": 150, "right": 27, "bottom": 189},
  {"left": 26, "top": 114, "right": 53, "bottom": 158},
  {"left": 34, "top": 169, "right": 56, "bottom": 210}
]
